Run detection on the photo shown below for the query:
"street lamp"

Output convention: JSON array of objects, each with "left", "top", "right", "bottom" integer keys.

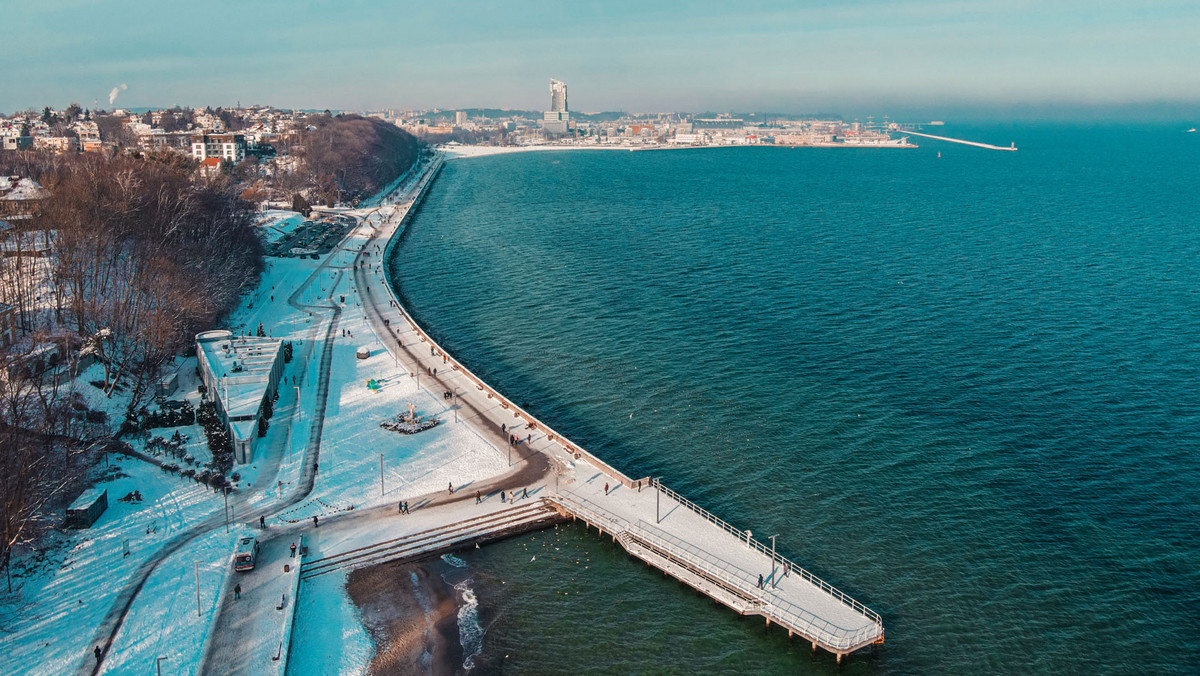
[
  {"left": 768, "top": 534, "right": 778, "bottom": 588},
  {"left": 655, "top": 477, "right": 663, "bottom": 524}
]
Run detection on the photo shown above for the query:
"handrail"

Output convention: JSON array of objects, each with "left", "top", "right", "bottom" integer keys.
[
  {"left": 651, "top": 479, "right": 883, "bottom": 629},
  {"left": 554, "top": 492, "right": 881, "bottom": 652}
]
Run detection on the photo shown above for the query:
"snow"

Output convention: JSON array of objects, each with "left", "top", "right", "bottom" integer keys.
[{"left": 0, "top": 455, "right": 226, "bottom": 675}]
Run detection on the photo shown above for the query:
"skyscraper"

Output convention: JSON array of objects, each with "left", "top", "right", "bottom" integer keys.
[
  {"left": 544, "top": 78, "right": 570, "bottom": 134},
  {"left": 549, "top": 79, "right": 568, "bottom": 113}
]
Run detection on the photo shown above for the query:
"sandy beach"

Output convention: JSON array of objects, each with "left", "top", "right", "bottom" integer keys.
[{"left": 348, "top": 558, "right": 463, "bottom": 675}]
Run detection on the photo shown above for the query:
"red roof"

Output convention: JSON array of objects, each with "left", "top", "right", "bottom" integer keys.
[{"left": 200, "top": 157, "right": 221, "bottom": 167}]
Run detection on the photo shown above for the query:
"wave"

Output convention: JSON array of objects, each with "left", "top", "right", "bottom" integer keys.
[
  {"left": 441, "top": 553, "right": 468, "bottom": 568},
  {"left": 454, "top": 579, "right": 483, "bottom": 671}
]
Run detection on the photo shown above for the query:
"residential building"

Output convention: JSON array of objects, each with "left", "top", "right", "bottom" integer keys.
[
  {"left": 1, "top": 136, "right": 33, "bottom": 151},
  {"left": 191, "top": 133, "right": 247, "bottom": 163},
  {"left": 197, "top": 157, "right": 223, "bottom": 179}
]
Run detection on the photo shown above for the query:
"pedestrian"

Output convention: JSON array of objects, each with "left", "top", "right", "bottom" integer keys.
[
  {"left": 448, "top": 482, "right": 454, "bottom": 494},
  {"left": 527, "top": 434, "right": 531, "bottom": 443},
  {"left": 501, "top": 491, "right": 506, "bottom": 503},
  {"left": 757, "top": 574, "right": 764, "bottom": 589},
  {"left": 290, "top": 542, "right": 297, "bottom": 558},
  {"left": 604, "top": 483, "right": 609, "bottom": 495},
  {"left": 259, "top": 515, "right": 266, "bottom": 528},
  {"left": 234, "top": 583, "right": 242, "bottom": 600},
  {"left": 523, "top": 488, "right": 528, "bottom": 499},
  {"left": 94, "top": 646, "right": 102, "bottom": 663},
  {"left": 502, "top": 424, "right": 506, "bottom": 433},
  {"left": 404, "top": 501, "right": 409, "bottom": 513},
  {"left": 399, "top": 502, "right": 403, "bottom": 514},
  {"left": 313, "top": 515, "right": 319, "bottom": 527},
  {"left": 784, "top": 562, "right": 790, "bottom": 578},
  {"left": 476, "top": 491, "right": 481, "bottom": 504}
]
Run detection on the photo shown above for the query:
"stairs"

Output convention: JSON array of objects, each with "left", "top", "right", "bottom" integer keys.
[{"left": 300, "top": 499, "right": 561, "bottom": 579}]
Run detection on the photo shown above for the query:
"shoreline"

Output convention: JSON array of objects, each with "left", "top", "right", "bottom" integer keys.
[{"left": 347, "top": 558, "right": 464, "bottom": 675}]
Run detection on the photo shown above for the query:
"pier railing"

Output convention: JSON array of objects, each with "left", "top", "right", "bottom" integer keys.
[
  {"left": 650, "top": 479, "right": 883, "bottom": 631},
  {"left": 554, "top": 491, "right": 881, "bottom": 652}
]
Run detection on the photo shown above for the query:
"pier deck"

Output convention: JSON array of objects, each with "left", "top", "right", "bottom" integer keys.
[{"left": 549, "top": 475, "right": 883, "bottom": 658}]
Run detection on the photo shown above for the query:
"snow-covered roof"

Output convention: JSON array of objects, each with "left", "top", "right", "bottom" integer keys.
[
  {"left": 196, "top": 331, "right": 283, "bottom": 440},
  {"left": 0, "top": 176, "right": 47, "bottom": 201}
]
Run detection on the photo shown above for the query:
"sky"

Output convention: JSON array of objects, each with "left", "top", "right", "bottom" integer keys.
[{"left": 3, "top": 0, "right": 1199, "bottom": 119}]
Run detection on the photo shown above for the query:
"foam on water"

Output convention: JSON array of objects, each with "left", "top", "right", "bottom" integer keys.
[{"left": 454, "top": 579, "right": 483, "bottom": 671}]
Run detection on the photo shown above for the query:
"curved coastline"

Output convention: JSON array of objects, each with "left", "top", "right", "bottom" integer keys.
[
  {"left": 377, "top": 157, "right": 641, "bottom": 488},
  {"left": 372, "top": 151, "right": 885, "bottom": 658}
]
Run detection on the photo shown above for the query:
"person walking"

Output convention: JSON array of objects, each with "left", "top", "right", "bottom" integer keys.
[
  {"left": 757, "top": 574, "right": 764, "bottom": 589},
  {"left": 259, "top": 515, "right": 266, "bottom": 528},
  {"left": 500, "top": 491, "right": 506, "bottom": 503},
  {"left": 312, "top": 515, "right": 319, "bottom": 528},
  {"left": 448, "top": 482, "right": 454, "bottom": 495},
  {"left": 94, "top": 646, "right": 102, "bottom": 663},
  {"left": 399, "top": 502, "right": 404, "bottom": 514},
  {"left": 290, "top": 542, "right": 297, "bottom": 558},
  {"left": 234, "top": 583, "right": 242, "bottom": 600},
  {"left": 523, "top": 488, "right": 528, "bottom": 499},
  {"left": 404, "top": 501, "right": 409, "bottom": 514},
  {"left": 604, "top": 483, "right": 609, "bottom": 495},
  {"left": 476, "top": 491, "right": 481, "bottom": 504}
]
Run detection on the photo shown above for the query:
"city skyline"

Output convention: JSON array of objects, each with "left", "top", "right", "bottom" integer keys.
[{"left": 4, "top": 1, "right": 1199, "bottom": 120}]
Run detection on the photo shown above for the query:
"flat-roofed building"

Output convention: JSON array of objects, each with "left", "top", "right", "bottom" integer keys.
[
  {"left": 191, "top": 133, "right": 247, "bottom": 163},
  {"left": 195, "top": 330, "right": 285, "bottom": 464}
]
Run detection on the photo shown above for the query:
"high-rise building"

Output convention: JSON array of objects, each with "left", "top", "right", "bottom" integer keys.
[
  {"left": 549, "top": 79, "right": 568, "bottom": 113},
  {"left": 455, "top": 111, "right": 467, "bottom": 125},
  {"left": 544, "top": 79, "right": 570, "bottom": 134}
]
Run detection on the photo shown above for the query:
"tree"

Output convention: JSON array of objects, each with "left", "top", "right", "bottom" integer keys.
[
  {"left": 41, "top": 107, "right": 52, "bottom": 123},
  {"left": 64, "top": 103, "right": 82, "bottom": 123}
]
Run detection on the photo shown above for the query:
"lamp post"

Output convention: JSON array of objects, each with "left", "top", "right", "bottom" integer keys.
[
  {"left": 223, "top": 488, "right": 229, "bottom": 533},
  {"left": 156, "top": 656, "right": 168, "bottom": 676},
  {"left": 768, "top": 534, "right": 778, "bottom": 588},
  {"left": 453, "top": 387, "right": 460, "bottom": 423},
  {"left": 655, "top": 477, "right": 663, "bottom": 524},
  {"left": 380, "top": 453, "right": 384, "bottom": 497}
]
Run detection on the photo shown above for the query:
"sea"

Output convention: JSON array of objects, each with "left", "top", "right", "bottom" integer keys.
[{"left": 386, "top": 124, "right": 1200, "bottom": 674}]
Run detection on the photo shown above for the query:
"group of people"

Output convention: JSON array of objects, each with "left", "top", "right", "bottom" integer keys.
[{"left": 397, "top": 501, "right": 411, "bottom": 514}]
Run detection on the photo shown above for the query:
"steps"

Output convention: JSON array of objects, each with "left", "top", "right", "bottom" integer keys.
[{"left": 300, "top": 499, "right": 560, "bottom": 579}]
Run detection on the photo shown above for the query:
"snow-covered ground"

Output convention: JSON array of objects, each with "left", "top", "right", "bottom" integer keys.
[
  {"left": 255, "top": 210, "right": 306, "bottom": 245},
  {"left": 0, "top": 153, "right": 523, "bottom": 676}
]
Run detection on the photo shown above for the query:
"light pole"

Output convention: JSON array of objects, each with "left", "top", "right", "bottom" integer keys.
[
  {"left": 379, "top": 453, "right": 384, "bottom": 497},
  {"left": 768, "top": 534, "right": 778, "bottom": 588},
  {"left": 223, "top": 489, "right": 229, "bottom": 533},
  {"left": 655, "top": 477, "right": 663, "bottom": 524},
  {"left": 453, "top": 387, "right": 460, "bottom": 423},
  {"left": 156, "top": 656, "right": 168, "bottom": 676}
]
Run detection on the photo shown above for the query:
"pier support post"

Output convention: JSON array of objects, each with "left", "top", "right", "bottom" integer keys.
[
  {"left": 765, "top": 618, "right": 770, "bottom": 628},
  {"left": 811, "top": 642, "right": 817, "bottom": 654},
  {"left": 837, "top": 653, "right": 843, "bottom": 665}
]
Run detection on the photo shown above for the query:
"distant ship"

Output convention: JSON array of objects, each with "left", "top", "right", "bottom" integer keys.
[{"left": 1188, "top": 128, "right": 1197, "bottom": 133}]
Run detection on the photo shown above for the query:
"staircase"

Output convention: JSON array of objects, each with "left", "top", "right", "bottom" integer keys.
[{"left": 300, "top": 499, "right": 561, "bottom": 580}]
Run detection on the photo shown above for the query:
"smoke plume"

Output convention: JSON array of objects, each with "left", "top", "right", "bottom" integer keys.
[{"left": 108, "top": 83, "right": 128, "bottom": 106}]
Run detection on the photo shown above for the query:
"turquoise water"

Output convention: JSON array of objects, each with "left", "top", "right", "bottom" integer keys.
[{"left": 388, "top": 126, "right": 1200, "bottom": 674}]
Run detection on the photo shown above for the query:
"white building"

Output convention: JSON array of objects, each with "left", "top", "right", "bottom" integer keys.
[
  {"left": 195, "top": 330, "right": 285, "bottom": 464},
  {"left": 191, "top": 133, "right": 247, "bottom": 163}
]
